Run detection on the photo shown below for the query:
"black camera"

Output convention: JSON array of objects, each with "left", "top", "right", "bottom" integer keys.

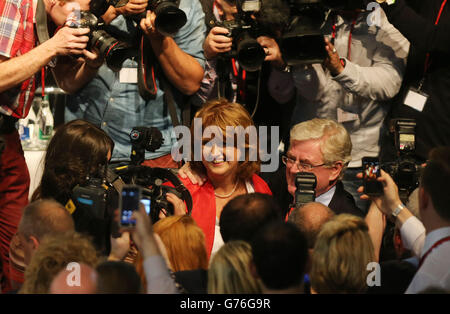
[
  {"left": 118, "top": 0, "right": 187, "bottom": 37},
  {"left": 130, "top": 126, "right": 164, "bottom": 165},
  {"left": 295, "top": 172, "right": 317, "bottom": 209},
  {"left": 69, "top": 10, "right": 135, "bottom": 72},
  {"left": 217, "top": 0, "right": 266, "bottom": 72},
  {"left": 383, "top": 119, "right": 422, "bottom": 203}
]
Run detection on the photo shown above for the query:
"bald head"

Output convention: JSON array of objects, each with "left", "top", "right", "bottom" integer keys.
[
  {"left": 18, "top": 199, "right": 75, "bottom": 240},
  {"left": 288, "top": 202, "right": 335, "bottom": 249},
  {"left": 49, "top": 263, "right": 98, "bottom": 294}
]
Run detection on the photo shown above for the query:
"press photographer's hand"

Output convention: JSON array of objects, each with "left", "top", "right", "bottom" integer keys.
[
  {"left": 140, "top": 10, "right": 160, "bottom": 38},
  {"left": 323, "top": 37, "right": 344, "bottom": 76},
  {"left": 203, "top": 26, "right": 233, "bottom": 59},
  {"left": 49, "top": 26, "right": 90, "bottom": 56},
  {"left": 257, "top": 36, "right": 285, "bottom": 69},
  {"left": 116, "top": 0, "right": 148, "bottom": 16}
]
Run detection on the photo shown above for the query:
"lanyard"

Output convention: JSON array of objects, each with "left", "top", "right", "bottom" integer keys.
[
  {"left": 331, "top": 13, "right": 359, "bottom": 61},
  {"left": 418, "top": 235, "right": 450, "bottom": 268},
  {"left": 41, "top": 67, "right": 45, "bottom": 98},
  {"left": 423, "top": 0, "right": 448, "bottom": 76}
]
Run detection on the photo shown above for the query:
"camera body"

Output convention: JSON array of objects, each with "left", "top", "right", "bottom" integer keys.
[
  {"left": 294, "top": 172, "right": 317, "bottom": 209},
  {"left": 130, "top": 127, "right": 164, "bottom": 166},
  {"left": 69, "top": 10, "right": 135, "bottom": 72},
  {"left": 383, "top": 119, "right": 422, "bottom": 203},
  {"left": 216, "top": 1, "right": 266, "bottom": 72}
]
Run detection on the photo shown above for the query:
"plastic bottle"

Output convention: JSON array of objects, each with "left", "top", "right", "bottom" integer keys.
[
  {"left": 37, "top": 95, "right": 54, "bottom": 149},
  {"left": 18, "top": 105, "right": 39, "bottom": 150}
]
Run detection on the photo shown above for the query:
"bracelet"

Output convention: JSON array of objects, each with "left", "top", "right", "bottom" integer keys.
[{"left": 392, "top": 203, "right": 405, "bottom": 217}]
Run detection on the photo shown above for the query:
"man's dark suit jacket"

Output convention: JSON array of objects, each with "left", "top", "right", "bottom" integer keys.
[{"left": 261, "top": 165, "right": 365, "bottom": 218}]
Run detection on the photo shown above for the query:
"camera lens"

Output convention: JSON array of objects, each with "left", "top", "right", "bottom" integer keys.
[
  {"left": 154, "top": 2, "right": 187, "bottom": 37},
  {"left": 236, "top": 36, "right": 265, "bottom": 71}
]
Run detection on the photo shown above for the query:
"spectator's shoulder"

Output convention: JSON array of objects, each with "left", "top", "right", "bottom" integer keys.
[{"left": 252, "top": 174, "right": 273, "bottom": 195}]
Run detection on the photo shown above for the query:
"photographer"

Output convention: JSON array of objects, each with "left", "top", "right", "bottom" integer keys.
[
  {"left": 264, "top": 1, "right": 409, "bottom": 213},
  {"left": 378, "top": 0, "right": 450, "bottom": 163},
  {"left": 0, "top": 0, "right": 94, "bottom": 292},
  {"left": 65, "top": 0, "right": 206, "bottom": 168},
  {"left": 358, "top": 146, "right": 450, "bottom": 293}
]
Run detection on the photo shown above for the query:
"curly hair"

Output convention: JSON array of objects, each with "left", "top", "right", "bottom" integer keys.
[
  {"left": 20, "top": 232, "right": 100, "bottom": 294},
  {"left": 32, "top": 119, "right": 114, "bottom": 205}
]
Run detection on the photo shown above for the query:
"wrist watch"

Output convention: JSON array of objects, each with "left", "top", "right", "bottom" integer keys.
[
  {"left": 376, "top": 0, "right": 396, "bottom": 4},
  {"left": 392, "top": 203, "right": 405, "bottom": 217}
]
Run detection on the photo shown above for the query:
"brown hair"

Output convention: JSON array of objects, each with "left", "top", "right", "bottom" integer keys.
[
  {"left": 421, "top": 147, "right": 450, "bottom": 222},
  {"left": 311, "top": 214, "right": 375, "bottom": 294},
  {"left": 20, "top": 232, "right": 100, "bottom": 294},
  {"left": 208, "top": 241, "right": 262, "bottom": 294},
  {"left": 190, "top": 98, "right": 260, "bottom": 182},
  {"left": 32, "top": 119, "right": 114, "bottom": 205},
  {"left": 153, "top": 215, "right": 208, "bottom": 272}
]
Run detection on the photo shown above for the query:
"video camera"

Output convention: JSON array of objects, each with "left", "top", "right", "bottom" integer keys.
[
  {"left": 217, "top": 0, "right": 266, "bottom": 72},
  {"left": 383, "top": 119, "right": 423, "bottom": 203},
  {"left": 294, "top": 172, "right": 317, "bottom": 209},
  {"left": 275, "top": 0, "right": 368, "bottom": 65},
  {"left": 112, "top": 126, "right": 192, "bottom": 223}
]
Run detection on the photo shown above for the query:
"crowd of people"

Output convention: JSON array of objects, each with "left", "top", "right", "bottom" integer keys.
[{"left": 0, "top": 0, "right": 449, "bottom": 295}]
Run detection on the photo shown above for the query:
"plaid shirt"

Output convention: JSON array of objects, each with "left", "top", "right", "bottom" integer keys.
[{"left": 0, "top": 0, "right": 36, "bottom": 119}]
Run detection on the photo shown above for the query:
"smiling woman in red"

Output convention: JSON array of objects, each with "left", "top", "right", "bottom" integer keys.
[{"left": 170, "top": 99, "right": 272, "bottom": 259}]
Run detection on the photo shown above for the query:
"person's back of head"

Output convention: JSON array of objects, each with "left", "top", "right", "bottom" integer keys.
[
  {"left": 220, "top": 193, "right": 282, "bottom": 243},
  {"left": 311, "top": 214, "right": 375, "bottom": 294},
  {"left": 288, "top": 202, "right": 335, "bottom": 249},
  {"left": 49, "top": 263, "right": 98, "bottom": 294},
  {"left": 250, "top": 221, "right": 308, "bottom": 292},
  {"left": 20, "top": 231, "right": 99, "bottom": 294},
  {"left": 96, "top": 261, "right": 142, "bottom": 294},
  {"left": 208, "top": 240, "right": 262, "bottom": 294},
  {"left": 17, "top": 199, "right": 75, "bottom": 265},
  {"left": 420, "top": 146, "right": 450, "bottom": 223},
  {"left": 153, "top": 215, "right": 208, "bottom": 272}
]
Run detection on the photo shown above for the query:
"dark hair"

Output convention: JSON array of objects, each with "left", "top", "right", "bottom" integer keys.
[
  {"left": 32, "top": 119, "right": 114, "bottom": 205},
  {"left": 96, "top": 261, "right": 142, "bottom": 294},
  {"left": 421, "top": 147, "right": 450, "bottom": 222},
  {"left": 220, "top": 193, "right": 282, "bottom": 243},
  {"left": 250, "top": 221, "right": 308, "bottom": 290}
]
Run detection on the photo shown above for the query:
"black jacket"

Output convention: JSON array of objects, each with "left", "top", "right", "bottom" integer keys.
[
  {"left": 261, "top": 165, "right": 364, "bottom": 218},
  {"left": 380, "top": 0, "right": 450, "bottom": 162}
]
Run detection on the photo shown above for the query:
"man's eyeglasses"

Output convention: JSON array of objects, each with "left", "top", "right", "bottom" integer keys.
[{"left": 281, "top": 155, "right": 327, "bottom": 171}]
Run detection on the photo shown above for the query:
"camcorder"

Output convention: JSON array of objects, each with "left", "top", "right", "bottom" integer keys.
[
  {"left": 271, "top": 0, "right": 370, "bottom": 65},
  {"left": 216, "top": 0, "right": 267, "bottom": 72},
  {"left": 69, "top": 0, "right": 186, "bottom": 72},
  {"left": 294, "top": 172, "right": 317, "bottom": 209},
  {"left": 382, "top": 119, "right": 423, "bottom": 203}
]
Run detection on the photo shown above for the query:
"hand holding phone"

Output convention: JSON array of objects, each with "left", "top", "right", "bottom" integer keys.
[
  {"left": 120, "top": 185, "right": 142, "bottom": 228},
  {"left": 362, "top": 157, "right": 383, "bottom": 196}
]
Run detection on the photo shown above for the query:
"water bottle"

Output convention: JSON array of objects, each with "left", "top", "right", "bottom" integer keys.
[
  {"left": 19, "top": 105, "right": 39, "bottom": 150},
  {"left": 37, "top": 95, "right": 54, "bottom": 149}
]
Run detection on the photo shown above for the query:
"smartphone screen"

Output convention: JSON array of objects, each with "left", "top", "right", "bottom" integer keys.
[
  {"left": 141, "top": 199, "right": 151, "bottom": 215},
  {"left": 120, "top": 186, "right": 141, "bottom": 227},
  {"left": 363, "top": 157, "right": 382, "bottom": 196}
]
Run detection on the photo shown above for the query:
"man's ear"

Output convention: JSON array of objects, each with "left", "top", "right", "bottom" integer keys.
[
  {"left": 29, "top": 235, "right": 40, "bottom": 251},
  {"left": 419, "top": 186, "right": 429, "bottom": 213},
  {"left": 249, "top": 260, "right": 259, "bottom": 280},
  {"left": 329, "top": 161, "right": 343, "bottom": 182}
]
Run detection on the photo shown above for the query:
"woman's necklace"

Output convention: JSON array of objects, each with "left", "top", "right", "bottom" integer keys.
[{"left": 214, "top": 181, "right": 239, "bottom": 198}]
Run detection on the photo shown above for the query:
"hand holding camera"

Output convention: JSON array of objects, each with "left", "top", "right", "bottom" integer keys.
[
  {"left": 203, "top": 27, "right": 233, "bottom": 59},
  {"left": 49, "top": 26, "right": 90, "bottom": 56}
]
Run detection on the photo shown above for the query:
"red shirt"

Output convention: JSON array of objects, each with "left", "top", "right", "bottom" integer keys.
[
  {"left": 0, "top": 0, "right": 36, "bottom": 118},
  {"left": 178, "top": 174, "right": 272, "bottom": 258}
]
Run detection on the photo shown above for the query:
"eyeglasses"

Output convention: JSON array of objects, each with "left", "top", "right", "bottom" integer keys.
[{"left": 282, "top": 155, "right": 327, "bottom": 171}]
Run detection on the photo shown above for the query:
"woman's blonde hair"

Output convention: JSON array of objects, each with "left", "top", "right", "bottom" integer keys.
[
  {"left": 208, "top": 241, "right": 262, "bottom": 294},
  {"left": 190, "top": 98, "right": 260, "bottom": 182},
  {"left": 290, "top": 118, "right": 352, "bottom": 178},
  {"left": 20, "top": 232, "right": 99, "bottom": 294},
  {"left": 310, "top": 214, "right": 375, "bottom": 294},
  {"left": 153, "top": 215, "right": 208, "bottom": 272}
]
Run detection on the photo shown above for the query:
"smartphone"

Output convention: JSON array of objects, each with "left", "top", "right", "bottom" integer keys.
[
  {"left": 120, "top": 185, "right": 141, "bottom": 228},
  {"left": 362, "top": 157, "right": 383, "bottom": 196},
  {"left": 141, "top": 198, "right": 151, "bottom": 215}
]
